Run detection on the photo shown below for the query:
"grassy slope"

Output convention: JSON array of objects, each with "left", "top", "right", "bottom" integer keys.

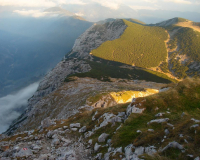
[
  {"left": 91, "top": 19, "right": 168, "bottom": 68},
  {"left": 177, "top": 17, "right": 188, "bottom": 22},
  {"left": 2, "top": 78, "right": 200, "bottom": 159},
  {"left": 112, "top": 78, "right": 200, "bottom": 159},
  {"left": 165, "top": 18, "right": 200, "bottom": 63},
  {"left": 165, "top": 22, "right": 200, "bottom": 79},
  {"left": 176, "top": 27, "right": 200, "bottom": 62}
]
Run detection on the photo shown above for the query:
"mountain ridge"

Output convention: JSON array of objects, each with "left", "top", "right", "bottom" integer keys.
[
  {"left": 44, "top": 7, "right": 87, "bottom": 21},
  {"left": 1, "top": 17, "right": 200, "bottom": 159}
]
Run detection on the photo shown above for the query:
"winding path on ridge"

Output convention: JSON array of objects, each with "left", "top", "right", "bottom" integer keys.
[{"left": 176, "top": 21, "right": 200, "bottom": 33}]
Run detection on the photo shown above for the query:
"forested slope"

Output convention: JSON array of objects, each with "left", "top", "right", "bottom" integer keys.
[{"left": 91, "top": 19, "right": 168, "bottom": 68}]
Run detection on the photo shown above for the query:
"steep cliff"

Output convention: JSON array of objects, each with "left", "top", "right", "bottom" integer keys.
[
  {"left": 67, "top": 19, "right": 127, "bottom": 58},
  {"left": 5, "top": 19, "right": 128, "bottom": 135}
]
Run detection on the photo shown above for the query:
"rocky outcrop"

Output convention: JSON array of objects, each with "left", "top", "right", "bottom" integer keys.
[
  {"left": 98, "top": 133, "right": 109, "bottom": 143},
  {"left": 29, "top": 59, "right": 91, "bottom": 107},
  {"left": 91, "top": 94, "right": 117, "bottom": 108},
  {"left": 155, "top": 17, "right": 179, "bottom": 27},
  {"left": 147, "top": 118, "right": 169, "bottom": 125},
  {"left": 0, "top": 127, "right": 91, "bottom": 160},
  {"left": 68, "top": 19, "right": 127, "bottom": 58},
  {"left": 161, "top": 141, "right": 184, "bottom": 152},
  {"left": 1, "top": 84, "right": 192, "bottom": 160},
  {"left": 6, "top": 60, "right": 91, "bottom": 135},
  {"left": 6, "top": 19, "right": 127, "bottom": 135},
  {"left": 8, "top": 78, "right": 165, "bottom": 134}
]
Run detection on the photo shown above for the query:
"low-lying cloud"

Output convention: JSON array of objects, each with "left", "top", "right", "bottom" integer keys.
[
  {"left": 13, "top": 10, "right": 49, "bottom": 18},
  {"left": 164, "top": 0, "right": 192, "bottom": 4},
  {"left": 0, "top": 82, "right": 39, "bottom": 134}
]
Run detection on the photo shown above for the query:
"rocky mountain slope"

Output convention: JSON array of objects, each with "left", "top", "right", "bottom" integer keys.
[
  {"left": 91, "top": 18, "right": 200, "bottom": 81},
  {"left": 6, "top": 19, "right": 175, "bottom": 135},
  {"left": 1, "top": 78, "right": 200, "bottom": 160},
  {"left": 4, "top": 19, "right": 127, "bottom": 135},
  {"left": 154, "top": 17, "right": 200, "bottom": 79},
  {"left": 1, "top": 18, "right": 200, "bottom": 159}
]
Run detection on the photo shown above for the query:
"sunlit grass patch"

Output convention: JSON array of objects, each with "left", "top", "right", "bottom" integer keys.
[{"left": 91, "top": 19, "right": 168, "bottom": 68}]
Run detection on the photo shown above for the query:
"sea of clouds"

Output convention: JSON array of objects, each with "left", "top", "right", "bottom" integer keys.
[{"left": 0, "top": 82, "right": 39, "bottom": 133}]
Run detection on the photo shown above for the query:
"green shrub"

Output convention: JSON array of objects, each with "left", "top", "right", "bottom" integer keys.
[
  {"left": 64, "top": 58, "right": 173, "bottom": 83},
  {"left": 91, "top": 19, "right": 168, "bottom": 68}
]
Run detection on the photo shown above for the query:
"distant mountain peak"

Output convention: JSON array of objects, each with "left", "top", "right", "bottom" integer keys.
[
  {"left": 44, "top": 7, "right": 74, "bottom": 17},
  {"left": 125, "top": 18, "right": 145, "bottom": 25},
  {"left": 155, "top": 17, "right": 200, "bottom": 33},
  {"left": 155, "top": 17, "right": 189, "bottom": 27},
  {"left": 44, "top": 7, "right": 88, "bottom": 21}
]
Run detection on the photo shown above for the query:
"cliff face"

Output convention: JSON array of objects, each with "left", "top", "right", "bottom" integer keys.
[
  {"left": 67, "top": 19, "right": 127, "bottom": 58},
  {"left": 29, "top": 60, "right": 91, "bottom": 107},
  {"left": 6, "top": 19, "right": 127, "bottom": 135},
  {"left": 30, "top": 19, "right": 127, "bottom": 107}
]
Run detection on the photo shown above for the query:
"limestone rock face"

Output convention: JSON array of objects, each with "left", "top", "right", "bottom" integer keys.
[
  {"left": 70, "top": 19, "right": 127, "bottom": 58},
  {"left": 51, "top": 138, "right": 60, "bottom": 146},
  {"left": 98, "top": 133, "right": 109, "bottom": 142},
  {"left": 94, "top": 113, "right": 122, "bottom": 131},
  {"left": 125, "top": 144, "right": 134, "bottom": 160},
  {"left": 79, "top": 126, "right": 87, "bottom": 133},
  {"left": 147, "top": 118, "right": 169, "bottom": 125},
  {"left": 15, "top": 148, "right": 33, "bottom": 158},
  {"left": 41, "top": 117, "right": 54, "bottom": 129},
  {"left": 94, "top": 143, "right": 101, "bottom": 152},
  {"left": 30, "top": 59, "right": 91, "bottom": 108},
  {"left": 92, "top": 94, "right": 117, "bottom": 108},
  {"left": 6, "top": 59, "right": 91, "bottom": 135},
  {"left": 132, "top": 105, "right": 145, "bottom": 114},
  {"left": 161, "top": 141, "right": 184, "bottom": 152},
  {"left": 70, "top": 123, "right": 81, "bottom": 128},
  {"left": 6, "top": 19, "right": 127, "bottom": 135}
]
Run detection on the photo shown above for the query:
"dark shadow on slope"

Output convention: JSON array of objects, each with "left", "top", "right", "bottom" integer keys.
[{"left": 65, "top": 57, "right": 174, "bottom": 83}]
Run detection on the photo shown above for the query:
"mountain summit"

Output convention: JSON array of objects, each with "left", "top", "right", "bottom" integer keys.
[
  {"left": 44, "top": 7, "right": 74, "bottom": 16},
  {"left": 44, "top": 7, "right": 86, "bottom": 21}
]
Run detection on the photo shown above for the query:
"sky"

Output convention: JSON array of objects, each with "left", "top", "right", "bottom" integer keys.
[
  {"left": 0, "top": 0, "right": 199, "bottom": 10},
  {"left": 0, "top": 0, "right": 200, "bottom": 18}
]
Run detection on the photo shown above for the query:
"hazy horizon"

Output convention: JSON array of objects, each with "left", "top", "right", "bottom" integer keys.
[{"left": 0, "top": 0, "right": 200, "bottom": 23}]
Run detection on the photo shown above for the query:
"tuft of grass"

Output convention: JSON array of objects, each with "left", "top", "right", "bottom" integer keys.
[
  {"left": 112, "top": 113, "right": 153, "bottom": 147},
  {"left": 1, "top": 133, "right": 28, "bottom": 142},
  {"left": 87, "top": 92, "right": 110, "bottom": 105}
]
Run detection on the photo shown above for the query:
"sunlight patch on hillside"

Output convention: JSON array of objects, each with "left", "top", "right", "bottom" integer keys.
[{"left": 110, "top": 89, "right": 159, "bottom": 104}]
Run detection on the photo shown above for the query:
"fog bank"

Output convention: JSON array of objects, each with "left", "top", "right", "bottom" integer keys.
[{"left": 0, "top": 82, "right": 39, "bottom": 134}]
